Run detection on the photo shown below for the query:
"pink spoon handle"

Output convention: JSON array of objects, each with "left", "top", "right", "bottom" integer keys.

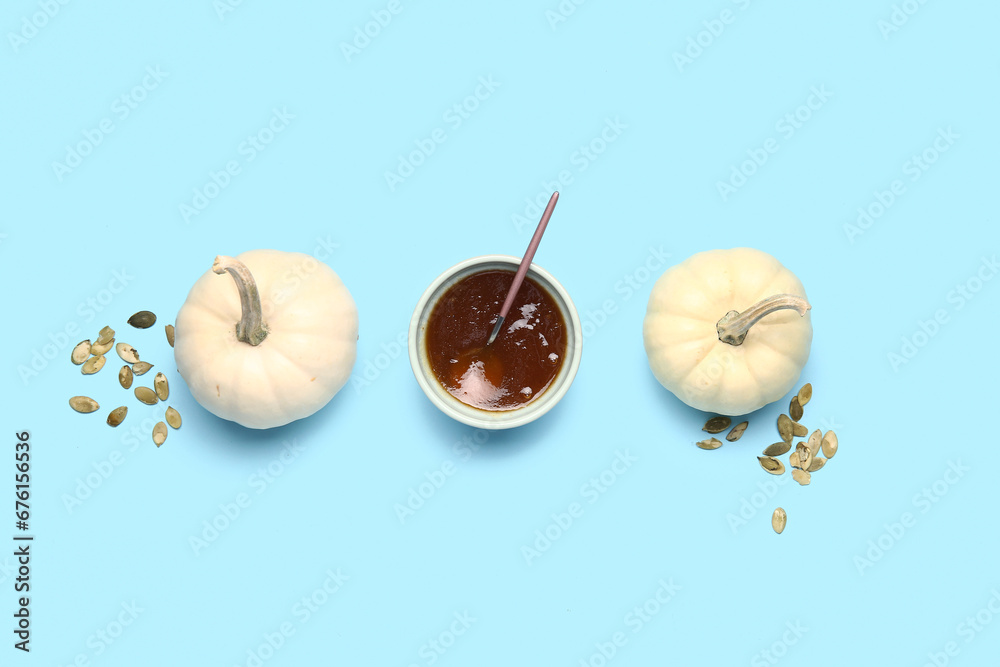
[{"left": 487, "top": 191, "right": 559, "bottom": 345}]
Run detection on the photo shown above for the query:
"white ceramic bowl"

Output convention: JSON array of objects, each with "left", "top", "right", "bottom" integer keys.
[{"left": 409, "top": 255, "right": 582, "bottom": 429}]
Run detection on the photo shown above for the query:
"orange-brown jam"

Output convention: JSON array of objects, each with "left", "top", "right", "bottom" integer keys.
[{"left": 425, "top": 269, "right": 566, "bottom": 411}]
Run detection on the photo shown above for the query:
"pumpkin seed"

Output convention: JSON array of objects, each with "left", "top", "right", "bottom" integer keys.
[
  {"left": 797, "top": 383, "right": 812, "bottom": 407},
  {"left": 106, "top": 406, "right": 128, "bottom": 427},
  {"left": 96, "top": 326, "right": 115, "bottom": 346},
  {"left": 807, "top": 457, "right": 826, "bottom": 473},
  {"left": 789, "top": 396, "right": 803, "bottom": 422},
  {"left": 134, "top": 386, "right": 158, "bottom": 405},
  {"left": 165, "top": 324, "right": 175, "bottom": 348},
  {"left": 81, "top": 355, "right": 106, "bottom": 375},
  {"left": 119, "top": 365, "right": 134, "bottom": 389},
  {"left": 703, "top": 416, "right": 731, "bottom": 433},
  {"left": 152, "top": 422, "right": 167, "bottom": 447},
  {"left": 777, "top": 414, "right": 793, "bottom": 443},
  {"left": 116, "top": 343, "right": 139, "bottom": 364},
  {"left": 69, "top": 396, "right": 100, "bottom": 413},
  {"left": 763, "top": 442, "right": 791, "bottom": 457},
  {"left": 758, "top": 456, "right": 785, "bottom": 475},
  {"left": 696, "top": 438, "right": 723, "bottom": 450},
  {"left": 71, "top": 340, "right": 91, "bottom": 365},
  {"left": 154, "top": 373, "right": 169, "bottom": 401},
  {"left": 90, "top": 338, "right": 115, "bottom": 356},
  {"left": 128, "top": 310, "right": 157, "bottom": 329},
  {"left": 772, "top": 507, "right": 787, "bottom": 534},
  {"left": 808, "top": 430, "right": 822, "bottom": 454},
  {"left": 132, "top": 361, "right": 154, "bottom": 376},
  {"left": 796, "top": 443, "right": 813, "bottom": 472},
  {"left": 726, "top": 421, "right": 749, "bottom": 442},
  {"left": 165, "top": 406, "right": 182, "bottom": 429},
  {"left": 822, "top": 431, "right": 838, "bottom": 459},
  {"left": 792, "top": 469, "right": 811, "bottom": 485},
  {"left": 789, "top": 450, "right": 802, "bottom": 469},
  {"left": 792, "top": 422, "right": 808, "bottom": 438}
]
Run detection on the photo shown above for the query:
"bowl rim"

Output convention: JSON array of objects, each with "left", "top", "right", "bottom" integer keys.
[{"left": 408, "top": 254, "right": 582, "bottom": 430}]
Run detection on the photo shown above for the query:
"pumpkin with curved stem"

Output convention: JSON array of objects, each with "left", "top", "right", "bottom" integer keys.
[
  {"left": 643, "top": 247, "right": 812, "bottom": 416},
  {"left": 174, "top": 250, "right": 358, "bottom": 429}
]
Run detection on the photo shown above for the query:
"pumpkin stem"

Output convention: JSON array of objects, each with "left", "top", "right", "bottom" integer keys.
[
  {"left": 716, "top": 294, "right": 810, "bottom": 346},
  {"left": 213, "top": 255, "right": 268, "bottom": 346}
]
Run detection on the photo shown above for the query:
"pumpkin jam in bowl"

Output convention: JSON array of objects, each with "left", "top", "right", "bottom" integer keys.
[{"left": 409, "top": 255, "right": 582, "bottom": 429}]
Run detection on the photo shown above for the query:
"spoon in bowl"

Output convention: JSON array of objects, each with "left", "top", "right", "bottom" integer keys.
[{"left": 486, "top": 191, "right": 560, "bottom": 346}]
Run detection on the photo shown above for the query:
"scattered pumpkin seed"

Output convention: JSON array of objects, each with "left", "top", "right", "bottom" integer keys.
[
  {"left": 763, "top": 442, "right": 791, "bottom": 457},
  {"left": 106, "top": 406, "right": 127, "bottom": 427},
  {"left": 165, "top": 324, "right": 175, "bottom": 347},
  {"left": 726, "top": 421, "right": 749, "bottom": 442},
  {"left": 796, "top": 443, "right": 813, "bottom": 472},
  {"left": 758, "top": 456, "right": 785, "bottom": 475},
  {"left": 81, "top": 355, "right": 106, "bottom": 375},
  {"left": 789, "top": 450, "right": 802, "bottom": 469},
  {"left": 772, "top": 507, "right": 787, "bottom": 534},
  {"left": 792, "top": 469, "right": 811, "bottom": 485},
  {"left": 96, "top": 326, "right": 115, "bottom": 346},
  {"left": 132, "top": 361, "right": 154, "bottom": 376},
  {"left": 822, "top": 431, "right": 838, "bottom": 459},
  {"left": 71, "top": 340, "right": 91, "bottom": 365},
  {"left": 789, "top": 396, "right": 803, "bottom": 422},
  {"left": 696, "top": 438, "right": 723, "bottom": 450},
  {"left": 797, "top": 383, "right": 812, "bottom": 407},
  {"left": 792, "top": 422, "right": 808, "bottom": 438},
  {"left": 154, "top": 373, "right": 169, "bottom": 401},
  {"left": 777, "top": 414, "right": 793, "bottom": 443},
  {"left": 90, "top": 338, "right": 115, "bottom": 356},
  {"left": 152, "top": 421, "right": 167, "bottom": 446},
  {"left": 116, "top": 343, "right": 139, "bottom": 363},
  {"left": 808, "top": 429, "right": 822, "bottom": 454},
  {"left": 807, "top": 457, "right": 826, "bottom": 472},
  {"left": 134, "top": 386, "right": 158, "bottom": 405},
  {"left": 703, "top": 416, "right": 731, "bottom": 433},
  {"left": 119, "top": 365, "right": 134, "bottom": 389},
  {"left": 69, "top": 396, "right": 100, "bottom": 413},
  {"left": 165, "top": 406, "right": 181, "bottom": 429},
  {"left": 128, "top": 310, "right": 157, "bottom": 329}
]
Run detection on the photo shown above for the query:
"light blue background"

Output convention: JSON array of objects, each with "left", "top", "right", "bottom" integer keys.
[{"left": 2, "top": 1, "right": 998, "bottom": 665}]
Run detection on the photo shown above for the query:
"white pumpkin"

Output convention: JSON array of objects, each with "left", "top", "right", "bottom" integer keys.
[
  {"left": 174, "top": 250, "right": 358, "bottom": 429},
  {"left": 643, "top": 248, "right": 811, "bottom": 416}
]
